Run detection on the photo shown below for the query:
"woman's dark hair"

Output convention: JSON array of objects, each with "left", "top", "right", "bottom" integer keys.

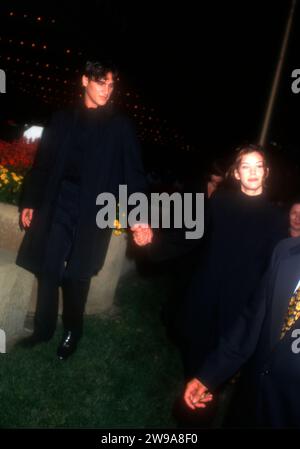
[
  {"left": 83, "top": 60, "right": 118, "bottom": 81},
  {"left": 226, "top": 143, "right": 269, "bottom": 181}
]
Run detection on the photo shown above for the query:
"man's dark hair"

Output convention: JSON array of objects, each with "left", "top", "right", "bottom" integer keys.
[{"left": 84, "top": 60, "right": 118, "bottom": 81}]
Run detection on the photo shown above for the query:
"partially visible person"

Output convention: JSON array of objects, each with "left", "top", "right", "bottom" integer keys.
[
  {"left": 289, "top": 199, "right": 300, "bottom": 238},
  {"left": 205, "top": 160, "right": 226, "bottom": 199}
]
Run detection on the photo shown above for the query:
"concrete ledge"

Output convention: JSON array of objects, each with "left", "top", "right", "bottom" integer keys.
[
  {"left": 0, "top": 202, "right": 135, "bottom": 342},
  {"left": 28, "top": 232, "right": 131, "bottom": 315},
  {"left": 0, "top": 249, "right": 33, "bottom": 343},
  {"left": 0, "top": 202, "right": 23, "bottom": 251}
]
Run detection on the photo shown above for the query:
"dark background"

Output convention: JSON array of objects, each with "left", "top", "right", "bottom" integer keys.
[{"left": 0, "top": 0, "right": 300, "bottom": 194}]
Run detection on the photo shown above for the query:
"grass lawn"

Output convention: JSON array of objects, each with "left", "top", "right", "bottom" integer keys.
[{"left": 0, "top": 272, "right": 184, "bottom": 428}]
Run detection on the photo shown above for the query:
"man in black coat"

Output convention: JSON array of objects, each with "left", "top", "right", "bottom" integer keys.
[
  {"left": 16, "top": 60, "right": 152, "bottom": 359},
  {"left": 184, "top": 236, "right": 300, "bottom": 427}
]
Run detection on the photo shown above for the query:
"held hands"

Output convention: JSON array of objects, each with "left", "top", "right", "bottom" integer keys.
[
  {"left": 21, "top": 208, "right": 34, "bottom": 228},
  {"left": 184, "top": 378, "right": 213, "bottom": 410},
  {"left": 130, "top": 223, "right": 153, "bottom": 246}
]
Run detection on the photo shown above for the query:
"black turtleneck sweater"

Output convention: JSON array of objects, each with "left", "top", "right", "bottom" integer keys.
[
  {"left": 184, "top": 188, "right": 287, "bottom": 371},
  {"left": 62, "top": 106, "right": 106, "bottom": 184}
]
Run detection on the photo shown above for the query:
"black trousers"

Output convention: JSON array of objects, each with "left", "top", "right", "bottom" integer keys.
[{"left": 34, "top": 180, "right": 91, "bottom": 340}]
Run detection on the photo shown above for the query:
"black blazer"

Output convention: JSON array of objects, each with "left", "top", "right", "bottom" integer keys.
[{"left": 196, "top": 236, "right": 300, "bottom": 427}]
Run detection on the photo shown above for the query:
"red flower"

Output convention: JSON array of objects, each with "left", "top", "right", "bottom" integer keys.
[{"left": 0, "top": 138, "right": 38, "bottom": 171}]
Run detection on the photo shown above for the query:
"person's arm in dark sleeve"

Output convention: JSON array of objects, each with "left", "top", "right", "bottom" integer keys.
[
  {"left": 184, "top": 245, "right": 281, "bottom": 410},
  {"left": 147, "top": 183, "right": 211, "bottom": 263},
  {"left": 194, "top": 241, "right": 280, "bottom": 391},
  {"left": 122, "top": 117, "right": 148, "bottom": 196},
  {"left": 121, "top": 117, "right": 152, "bottom": 245},
  {"left": 18, "top": 112, "right": 62, "bottom": 211}
]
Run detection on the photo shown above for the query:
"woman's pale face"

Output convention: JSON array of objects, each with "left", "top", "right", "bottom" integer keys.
[{"left": 234, "top": 151, "right": 267, "bottom": 196}]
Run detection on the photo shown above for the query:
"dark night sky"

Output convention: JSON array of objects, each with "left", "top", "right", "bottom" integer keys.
[{"left": 0, "top": 1, "right": 300, "bottom": 156}]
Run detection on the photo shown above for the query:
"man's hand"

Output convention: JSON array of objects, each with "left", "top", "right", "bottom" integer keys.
[
  {"left": 130, "top": 223, "right": 153, "bottom": 246},
  {"left": 184, "top": 378, "right": 213, "bottom": 410},
  {"left": 21, "top": 208, "right": 34, "bottom": 228}
]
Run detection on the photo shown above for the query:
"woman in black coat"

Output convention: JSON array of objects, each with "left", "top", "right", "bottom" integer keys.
[{"left": 182, "top": 144, "right": 287, "bottom": 379}]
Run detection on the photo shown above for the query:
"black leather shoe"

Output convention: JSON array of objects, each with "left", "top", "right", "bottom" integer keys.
[
  {"left": 17, "top": 334, "right": 51, "bottom": 348},
  {"left": 56, "top": 331, "right": 79, "bottom": 360}
]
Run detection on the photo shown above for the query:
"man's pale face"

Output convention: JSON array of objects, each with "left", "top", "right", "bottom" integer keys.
[
  {"left": 234, "top": 151, "right": 267, "bottom": 196},
  {"left": 290, "top": 204, "right": 300, "bottom": 232},
  {"left": 82, "top": 72, "right": 114, "bottom": 108}
]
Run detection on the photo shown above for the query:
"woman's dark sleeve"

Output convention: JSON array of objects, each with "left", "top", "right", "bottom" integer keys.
[{"left": 195, "top": 241, "right": 281, "bottom": 390}]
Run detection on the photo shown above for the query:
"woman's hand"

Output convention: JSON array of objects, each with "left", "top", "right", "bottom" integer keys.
[
  {"left": 130, "top": 223, "right": 153, "bottom": 246},
  {"left": 184, "top": 378, "right": 213, "bottom": 410}
]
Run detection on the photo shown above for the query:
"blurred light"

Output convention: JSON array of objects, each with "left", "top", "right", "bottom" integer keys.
[{"left": 23, "top": 126, "right": 44, "bottom": 142}]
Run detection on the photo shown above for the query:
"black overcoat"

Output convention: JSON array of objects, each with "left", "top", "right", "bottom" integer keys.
[{"left": 16, "top": 106, "right": 147, "bottom": 278}]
